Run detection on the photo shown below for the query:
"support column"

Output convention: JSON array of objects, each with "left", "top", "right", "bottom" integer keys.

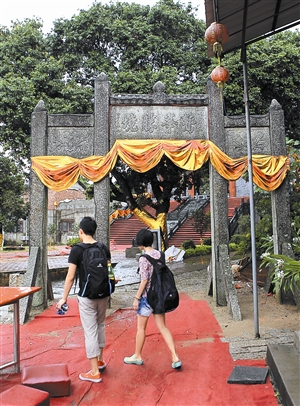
[
  {"left": 28, "top": 100, "right": 49, "bottom": 312},
  {"left": 94, "top": 73, "right": 111, "bottom": 246},
  {"left": 269, "top": 100, "right": 294, "bottom": 304},
  {"left": 207, "top": 78, "right": 229, "bottom": 306}
]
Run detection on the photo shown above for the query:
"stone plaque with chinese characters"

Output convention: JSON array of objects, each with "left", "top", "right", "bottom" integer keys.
[{"left": 110, "top": 106, "right": 208, "bottom": 142}]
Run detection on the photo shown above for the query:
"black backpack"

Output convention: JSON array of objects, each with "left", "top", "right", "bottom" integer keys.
[
  {"left": 77, "top": 242, "right": 115, "bottom": 299},
  {"left": 141, "top": 253, "right": 179, "bottom": 314}
]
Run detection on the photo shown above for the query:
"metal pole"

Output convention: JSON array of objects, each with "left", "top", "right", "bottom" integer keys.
[
  {"left": 13, "top": 301, "right": 21, "bottom": 372},
  {"left": 242, "top": 49, "right": 260, "bottom": 338}
]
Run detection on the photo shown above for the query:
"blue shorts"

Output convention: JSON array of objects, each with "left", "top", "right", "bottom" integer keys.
[{"left": 137, "top": 296, "right": 153, "bottom": 317}]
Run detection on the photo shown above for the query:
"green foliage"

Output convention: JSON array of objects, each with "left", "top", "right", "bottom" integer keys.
[
  {"left": 229, "top": 242, "right": 239, "bottom": 252},
  {"left": 230, "top": 234, "right": 245, "bottom": 245},
  {"left": 260, "top": 253, "right": 300, "bottom": 293},
  {"left": 236, "top": 236, "right": 251, "bottom": 256},
  {"left": 0, "top": 19, "right": 93, "bottom": 164},
  {"left": 48, "top": 0, "right": 209, "bottom": 94},
  {"left": 183, "top": 245, "right": 211, "bottom": 258},
  {"left": 67, "top": 236, "right": 80, "bottom": 246},
  {"left": 203, "top": 237, "right": 211, "bottom": 245},
  {"left": 181, "top": 240, "right": 196, "bottom": 250},
  {"left": 0, "top": 154, "right": 29, "bottom": 232},
  {"left": 191, "top": 208, "right": 211, "bottom": 239},
  {"left": 237, "top": 215, "right": 250, "bottom": 234},
  {"left": 223, "top": 30, "right": 300, "bottom": 142},
  {"left": 287, "top": 138, "right": 300, "bottom": 257},
  {"left": 230, "top": 233, "right": 251, "bottom": 255}
]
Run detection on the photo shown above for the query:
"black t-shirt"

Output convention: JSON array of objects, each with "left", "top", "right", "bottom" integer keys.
[{"left": 68, "top": 242, "right": 111, "bottom": 296}]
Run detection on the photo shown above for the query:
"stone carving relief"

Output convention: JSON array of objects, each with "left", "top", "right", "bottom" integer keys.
[
  {"left": 225, "top": 127, "right": 271, "bottom": 157},
  {"left": 47, "top": 128, "right": 94, "bottom": 157}
]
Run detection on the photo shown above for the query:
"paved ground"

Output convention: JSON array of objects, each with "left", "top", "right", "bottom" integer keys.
[{"left": 1, "top": 247, "right": 298, "bottom": 362}]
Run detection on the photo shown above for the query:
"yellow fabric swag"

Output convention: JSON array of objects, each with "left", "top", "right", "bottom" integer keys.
[{"left": 31, "top": 139, "right": 289, "bottom": 192}]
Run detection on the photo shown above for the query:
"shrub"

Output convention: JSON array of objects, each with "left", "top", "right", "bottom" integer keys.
[
  {"left": 229, "top": 242, "right": 239, "bottom": 252},
  {"left": 203, "top": 237, "right": 211, "bottom": 245},
  {"left": 230, "top": 234, "right": 245, "bottom": 244},
  {"left": 230, "top": 234, "right": 251, "bottom": 255},
  {"left": 181, "top": 240, "right": 196, "bottom": 250},
  {"left": 184, "top": 245, "right": 211, "bottom": 258},
  {"left": 67, "top": 237, "right": 80, "bottom": 246}
]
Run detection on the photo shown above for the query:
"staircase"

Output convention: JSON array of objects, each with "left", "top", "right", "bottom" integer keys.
[
  {"left": 110, "top": 205, "right": 157, "bottom": 247},
  {"left": 110, "top": 216, "right": 146, "bottom": 246},
  {"left": 168, "top": 218, "right": 211, "bottom": 247},
  {"left": 109, "top": 197, "right": 248, "bottom": 248}
]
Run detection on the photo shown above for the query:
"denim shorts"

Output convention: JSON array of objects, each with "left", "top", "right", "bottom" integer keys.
[{"left": 137, "top": 296, "right": 153, "bottom": 317}]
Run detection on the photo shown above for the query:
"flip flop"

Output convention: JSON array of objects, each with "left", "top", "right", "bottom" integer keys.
[
  {"left": 124, "top": 356, "right": 144, "bottom": 365},
  {"left": 172, "top": 360, "right": 182, "bottom": 369}
]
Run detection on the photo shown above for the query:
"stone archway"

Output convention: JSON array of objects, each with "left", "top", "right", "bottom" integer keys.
[{"left": 24, "top": 73, "right": 292, "bottom": 323}]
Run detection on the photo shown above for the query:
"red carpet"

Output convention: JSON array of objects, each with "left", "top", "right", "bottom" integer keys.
[{"left": 0, "top": 294, "right": 278, "bottom": 405}]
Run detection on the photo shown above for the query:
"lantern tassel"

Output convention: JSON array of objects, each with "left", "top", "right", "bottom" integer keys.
[{"left": 213, "top": 41, "right": 223, "bottom": 60}]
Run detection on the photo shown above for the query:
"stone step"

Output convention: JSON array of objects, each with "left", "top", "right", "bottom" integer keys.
[{"left": 266, "top": 339, "right": 300, "bottom": 406}]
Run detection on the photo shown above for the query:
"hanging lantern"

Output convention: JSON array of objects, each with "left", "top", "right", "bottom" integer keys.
[
  {"left": 205, "top": 22, "right": 229, "bottom": 59},
  {"left": 211, "top": 65, "right": 230, "bottom": 100},
  {"left": 211, "top": 66, "right": 230, "bottom": 88}
]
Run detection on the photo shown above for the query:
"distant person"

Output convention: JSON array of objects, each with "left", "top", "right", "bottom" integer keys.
[
  {"left": 57, "top": 216, "right": 111, "bottom": 383},
  {"left": 124, "top": 228, "right": 182, "bottom": 369}
]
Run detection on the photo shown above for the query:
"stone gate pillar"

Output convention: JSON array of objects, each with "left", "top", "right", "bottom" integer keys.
[
  {"left": 269, "top": 99, "right": 293, "bottom": 256},
  {"left": 207, "top": 78, "right": 229, "bottom": 306},
  {"left": 28, "top": 101, "right": 49, "bottom": 312},
  {"left": 94, "top": 73, "right": 110, "bottom": 246}
]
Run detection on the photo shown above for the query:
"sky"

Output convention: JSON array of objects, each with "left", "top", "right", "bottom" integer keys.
[{"left": 0, "top": 0, "right": 206, "bottom": 33}]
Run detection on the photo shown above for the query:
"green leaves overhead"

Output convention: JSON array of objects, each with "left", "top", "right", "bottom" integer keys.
[
  {"left": 48, "top": 0, "right": 208, "bottom": 91},
  {"left": 0, "top": 153, "right": 29, "bottom": 232}
]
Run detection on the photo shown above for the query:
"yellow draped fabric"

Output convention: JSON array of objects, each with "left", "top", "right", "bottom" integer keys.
[
  {"left": 132, "top": 208, "right": 168, "bottom": 251},
  {"left": 109, "top": 209, "right": 132, "bottom": 223},
  {"left": 31, "top": 139, "right": 289, "bottom": 192}
]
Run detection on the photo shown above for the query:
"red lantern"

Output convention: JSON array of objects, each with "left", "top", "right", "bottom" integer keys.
[
  {"left": 211, "top": 66, "right": 230, "bottom": 87},
  {"left": 205, "top": 22, "right": 229, "bottom": 58},
  {"left": 205, "top": 22, "right": 229, "bottom": 45}
]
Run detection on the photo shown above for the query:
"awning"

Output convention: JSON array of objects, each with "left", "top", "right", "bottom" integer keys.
[{"left": 205, "top": 0, "right": 300, "bottom": 57}]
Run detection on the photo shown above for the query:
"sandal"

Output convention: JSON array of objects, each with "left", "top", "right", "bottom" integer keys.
[{"left": 124, "top": 355, "right": 143, "bottom": 365}]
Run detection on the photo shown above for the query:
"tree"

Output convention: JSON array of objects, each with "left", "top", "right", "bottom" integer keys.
[
  {"left": 191, "top": 208, "right": 211, "bottom": 242},
  {"left": 1, "top": 3, "right": 299, "bottom": 166},
  {"left": 222, "top": 30, "right": 300, "bottom": 142},
  {"left": 0, "top": 154, "right": 29, "bottom": 233},
  {"left": 47, "top": 0, "right": 209, "bottom": 94},
  {"left": 0, "top": 19, "right": 93, "bottom": 165}
]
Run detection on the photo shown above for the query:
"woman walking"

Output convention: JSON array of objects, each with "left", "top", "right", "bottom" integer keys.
[{"left": 124, "top": 228, "right": 182, "bottom": 369}]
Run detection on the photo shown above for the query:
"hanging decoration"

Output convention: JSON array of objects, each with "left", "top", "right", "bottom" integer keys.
[
  {"left": 31, "top": 139, "right": 289, "bottom": 193},
  {"left": 205, "top": 21, "right": 230, "bottom": 100},
  {"left": 211, "top": 65, "right": 230, "bottom": 90},
  {"left": 205, "top": 22, "right": 229, "bottom": 62}
]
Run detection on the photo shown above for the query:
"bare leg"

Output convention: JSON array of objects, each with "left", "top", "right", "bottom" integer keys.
[
  {"left": 154, "top": 313, "right": 180, "bottom": 363},
  {"left": 98, "top": 348, "right": 104, "bottom": 362},
  {"left": 134, "top": 314, "right": 149, "bottom": 360}
]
